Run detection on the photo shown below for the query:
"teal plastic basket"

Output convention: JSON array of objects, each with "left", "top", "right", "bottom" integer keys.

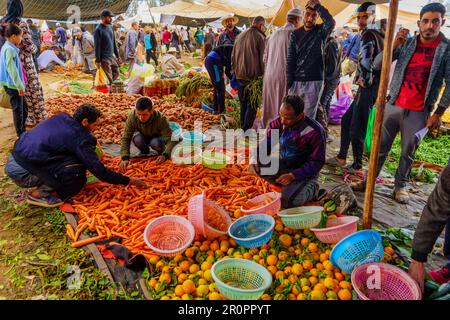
[
  {"left": 211, "top": 258, "right": 272, "bottom": 300},
  {"left": 277, "top": 206, "right": 323, "bottom": 230}
]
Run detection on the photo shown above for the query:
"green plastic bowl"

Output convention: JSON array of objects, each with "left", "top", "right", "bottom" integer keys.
[
  {"left": 202, "top": 151, "right": 231, "bottom": 170},
  {"left": 211, "top": 258, "right": 272, "bottom": 300},
  {"left": 277, "top": 206, "right": 324, "bottom": 230}
]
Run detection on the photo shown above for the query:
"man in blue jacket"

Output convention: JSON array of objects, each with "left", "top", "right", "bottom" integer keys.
[{"left": 5, "top": 104, "right": 145, "bottom": 208}]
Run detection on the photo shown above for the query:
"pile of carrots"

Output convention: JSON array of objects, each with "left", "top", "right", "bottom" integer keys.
[{"left": 68, "top": 156, "right": 271, "bottom": 259}]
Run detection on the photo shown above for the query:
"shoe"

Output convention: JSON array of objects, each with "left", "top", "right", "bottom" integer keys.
[
  {"left": 394, "top": 188, "right": 410, "bottom": 204},
  {"left": 26, "top": 195, "right": 63, "bottom": 208},
  {"left": 326, "top": 157, "right": 346, "bottom": 167},
  {"left": 343, "top": 163, "right": 363, "bottom": 175},
  {"left": 350, "top": 181, "right": 366, "bottom": 192},
  {"left": 429, "top": 266, "right": 450, "bottom": 285}
]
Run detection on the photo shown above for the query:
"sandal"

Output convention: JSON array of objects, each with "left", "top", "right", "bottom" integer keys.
[
  {"left": 26, "top": 195, "right": 64, "bottom": 208},
  {"left": 394, "top": 189, "right": 410, "bottom": 204}
]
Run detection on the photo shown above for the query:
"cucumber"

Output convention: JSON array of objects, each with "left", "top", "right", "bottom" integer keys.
[
  {"left": 319, "top": 213, "right": 328, "bottom": 229},
  {"left": 435, "top": 293, "right": 450, "bottom": 300},
  {"left": 430, "top": 282, "right": 450, "bottom": 300}
]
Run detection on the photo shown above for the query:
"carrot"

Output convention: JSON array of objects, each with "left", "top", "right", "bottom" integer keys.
[
  {"left": 71, "top": 235, "right": 106, "bottom": 248},
  {"left": 66, "top": 224, "right": 76, "bottom": 240}
]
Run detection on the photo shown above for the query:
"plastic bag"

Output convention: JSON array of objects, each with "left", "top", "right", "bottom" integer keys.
[
  {"left": 130, "top": 63, "right": 155, "bottom": 80},
  {"left": 364, "top": 106, "right": 377, "bottom": 157},
  {"left": 94, "top": 67, "right": 110, "bottom": 93},
  {"left": 126, "top": 75, "right": 144, "bottom": 94},
  {"left": 0, "top": 86, "right": 11, "bottom": 109},
  {"left": 329, "top": 92, "right": 352, "bottom": 125}
]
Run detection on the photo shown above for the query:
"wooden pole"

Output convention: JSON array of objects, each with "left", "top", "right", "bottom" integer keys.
[{"left": 362, "top": 0, "right": 399, "bottom": 229}]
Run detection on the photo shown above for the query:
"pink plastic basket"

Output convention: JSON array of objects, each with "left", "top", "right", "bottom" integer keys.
[
  {"left": 240, "top": 192, "right": 282, "bottom": 216},
  {"left": 143, "top": 216, "right": 195, "bottom": 257},
  {"left": 310, "top": 216, "right": 359, "bottom": 244},
  {"left": 351, "top": 263, "right": 422, "bottom": 300},
  {"left": 188, "top": 194, "right": 232, "bottom": 240}
]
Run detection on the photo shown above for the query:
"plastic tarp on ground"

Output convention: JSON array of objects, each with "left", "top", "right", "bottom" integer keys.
[{"left": 0, "top": 0, "right": 132, "bottom": 21}]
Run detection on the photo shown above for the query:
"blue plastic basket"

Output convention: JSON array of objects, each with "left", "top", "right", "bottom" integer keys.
[
  {"left": 330, "top": 230, "right": 384, "bottom": 274},
  {"left": 228, "top": 214, "right": 275, "bottom": 249}
]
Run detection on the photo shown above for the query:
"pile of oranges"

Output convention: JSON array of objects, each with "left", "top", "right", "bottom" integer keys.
[{"left": 146, "top": 218, "right": 355, "bottom": 301}]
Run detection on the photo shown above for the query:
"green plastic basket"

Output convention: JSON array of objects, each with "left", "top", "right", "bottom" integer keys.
[
  {"left": 277, "top": 206, "right": 324, "bottom": 230},
  {"left": 211, "top": 258, "right": 272, "bottom": 300},
  {"left": 202, "top": 151, "right": 231, "bottom": 170}
]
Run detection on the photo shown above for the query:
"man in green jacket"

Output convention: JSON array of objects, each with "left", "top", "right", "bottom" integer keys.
[{"left": 119, "top": 97, "right": 175, "bottom": 172}]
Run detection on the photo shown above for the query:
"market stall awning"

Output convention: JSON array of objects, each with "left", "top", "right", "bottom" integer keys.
[{"left": 0, "top": 0, "right": 133, "bottom": 21}]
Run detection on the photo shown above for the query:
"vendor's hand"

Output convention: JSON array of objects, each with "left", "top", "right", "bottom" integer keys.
[
  {"left": 276, "top": 173, "right": 296, "bottom": 186},
  {"left": 129, "top": 178, "right": 147, "bottom": 188},
  {"left": 426, "top": 114, "right": 442, "bottom": 130},
  {"left": 156, "top": 155, "right": 167, "bottom": 164},
  {"left": 408, "top": 260, "right": 425, "bottom": 293},
  {"left": 18, "top": 89, "right": 25, "bottom": 96},
  {"left": 394, "top": 28, "right": 409, "bottom": 49},
  {"left": 248, "top": 164, "right": 260, "bottom": 176},
  {"left": 119, "top": 160, "right": 130, "bottom": 173}
]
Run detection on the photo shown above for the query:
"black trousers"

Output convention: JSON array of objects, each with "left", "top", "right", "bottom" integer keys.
[
  {"left": 146, "top": 49, "right": 158, "bottom": 66},
  {"left": 338, "top": 83, "right": 379, "bottom": 167},
  {"left": 4, "top": 87, "right": 27, "bottom": 137},
  {"left": 238, "top": 81, "right": 257, "bottom": 131}
]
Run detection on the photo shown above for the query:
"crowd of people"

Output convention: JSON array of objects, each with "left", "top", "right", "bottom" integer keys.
[{"left": 0, "top": 0, "right": 449, "bottom": 289}]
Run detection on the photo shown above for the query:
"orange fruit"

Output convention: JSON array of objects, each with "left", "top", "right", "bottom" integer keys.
[
  {"left": 324, "top": 278, "right": 336, "bottom": 290},
  {"left": 267, "top": 265, "right": 277, "bottom": 275},
  {"left": 284, "top": 266, "right": 292, "bottom": 275},
  {"left": 314, "top": 283, "right": 328, "bottom": 293},
  {"left": 173, "top": 267, "right": 183, "bottom": 276},
  {"left": 178, "top": 273, "right": 188, "bottom": 284},
  {"left": 201, "top": 261, "right": 212, "bottom": 271},
  {"left": 275, "top": 223, "right": 284, "bottom": 232},
  {"left": 175, "top": 285, "right": 185, "bottom": 297},
  {"left": 260, "top": 294, "right": 272, "bottom": 300},
  {"left": 189, "top": 264, "right": 200, "bottom": 273},
  {"left": 300, "top": 278, "right": 311, "bottom": 287},
  {"left": 302, "top": 286, "right": 311, "bottom": 293},
  {"left": 297, "top": 293, "right": 307, "bottom": 300},
  {"left": 198, "top": 279, "right": 207, "bottom": 286},
  {"left": 310, "top": 268, "right": 319, "bottom": 277},
  {"left": 338, "top": 289, "right": 352, "bottom": 300},
  {"left": 179, "top": 260, "right": 191, "bottom": 272},
  {"left": 148, "top": 255, "right": 159, "bottom": 265},
  {"left": 160, "top": 296, "right": 171, "bottom": 300},
  {"left": 301, "top": 238, "right": 310, "bottom": 246},
  {"left": 209, "top": 283, "right": 218, "bottom": 292},
  {"left": 278, "top": 251, "right": 289, "bottom": 261},
  {"left": 210, "top": 241, "right": 220, "bottom": 251},
  {"left": 323, "top": 260, "right": 334, "bottom": 271},
  {"left": 267, "top": 255, "right": 278, "bottom": 266},
  {"left": 310, "top": 290, "right": 326, "bottom": 300},
  {"left": 203, "top": 269, "right": 213, "bottom": 282},
  {"left": 148, "top": 279, "right": 158, "bottom": 288},
  {"left": 309, "top": 276, "right": 318, "bottom": 286},
  {"left": 155, "top": 261, "right": 165, "bottom": 271},
  {"left": 335, "top": 272, "right": 344, "bottom": 282},
  {"left": 196, "top": 285, "right": 210, "bottom": 298},
  {"left": 302, "top": 260, "right": 313, "bottom": 270},
  {"left": 229, "top": 238, "right": 237, "bottom": 247},
  {"left": 162, "top": 266, "right": 172, "bottom": 273},
  {"left": 279, "top": 234, "right": 293, "bottom": 247},
  {"left": 159, "top": 273, "right": 171, "bottom": 285},
  {"left": 182, "top": 280, "right": 196, "bottom": 294},
  {"left": 173, "top": 254, "right": 184, "bottom": 263},
  {"left": 275, "top": 271, "right": 286, "bottom": 280},
  {"left": 288, "top": 274, "right": 298, "bottom": 284},
  {"left": 339, "top": 281, "right": 352, "bottom": 290},
  {"left": 292, "top": 263, "right": 304, "bottom": 276},
  {"left": 209, "top": 292, "right": 222, "bottom": 300},
  {"left": 326, "top": 291, "right": 338, "bottom": 300},
  {"left": 294, "top": 249, "right": 302, "bottom": 256},
  {"left": 308, "top": 243, "right": 319, "bottom": 253},
  {"left": 185, "top": 248, "right": 195, "bottom": 258},
  {"left": 181, "top": 294, "right": 193, "bottom": 300},
  {"left": 316, "top": 263, "right": 324, "bottom": 270},
  {"left": 319, "top": 253, "right": 328, "bottom": 262},
  {"left": 243, "top": 252, "right": 253, "bottom": 260},
  {"left": 384, "top": 246, "right": 395, "bottom": 256},
  {"left": 291, "top": 285, "right": 302, "bottom": 296},
  {"left": 303, "top": 229, "right": 312, "bottom": 236},
  {"left": 287, "top": 293, "right": 297, "bottom": 300}
]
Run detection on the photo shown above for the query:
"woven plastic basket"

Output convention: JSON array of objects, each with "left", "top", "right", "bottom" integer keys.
[
  {"left": 211, "top": 258, "right": 272, "bottom": 300},
  {"left": 172, "top": 145, "right": 202, "bottom": 165},
  {"left": 240, "top": 192, "right": 282, "bottom": 217},
  {"left": 188, "top": 194, "right": 232, "bottom": 239},
  {"left": 143, "top": 216, "right": 195, "bottom": 257},
  {"left": 228, "top": 214, "right": 275, "bottom": 249},
  {"left": 277, "top": 206, "right": 323, "bottom": 230},
  {"left": 310, "top": 216, "right": 359, "bottom": 244},
  {"left": 202, "top": 151, "right": 231, "bottom": 170},
  {"left": 351, "top": 263, "right": 422, "bottom": 300},
  {"left": 330, "top": 230, "right": 384, "bottom": 274}
]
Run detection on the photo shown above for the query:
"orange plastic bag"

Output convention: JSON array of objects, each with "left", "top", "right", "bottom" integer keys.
[{"left": 94, "top": 67, "right": 110, "bottom": 93}]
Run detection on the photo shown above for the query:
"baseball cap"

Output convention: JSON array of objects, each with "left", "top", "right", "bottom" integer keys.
[
  {"left": 101, "top": 10, "right": 114, "bottom": 18},
  {"left": 287, "top": 8, "right": 302, "bottom": 18}
]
